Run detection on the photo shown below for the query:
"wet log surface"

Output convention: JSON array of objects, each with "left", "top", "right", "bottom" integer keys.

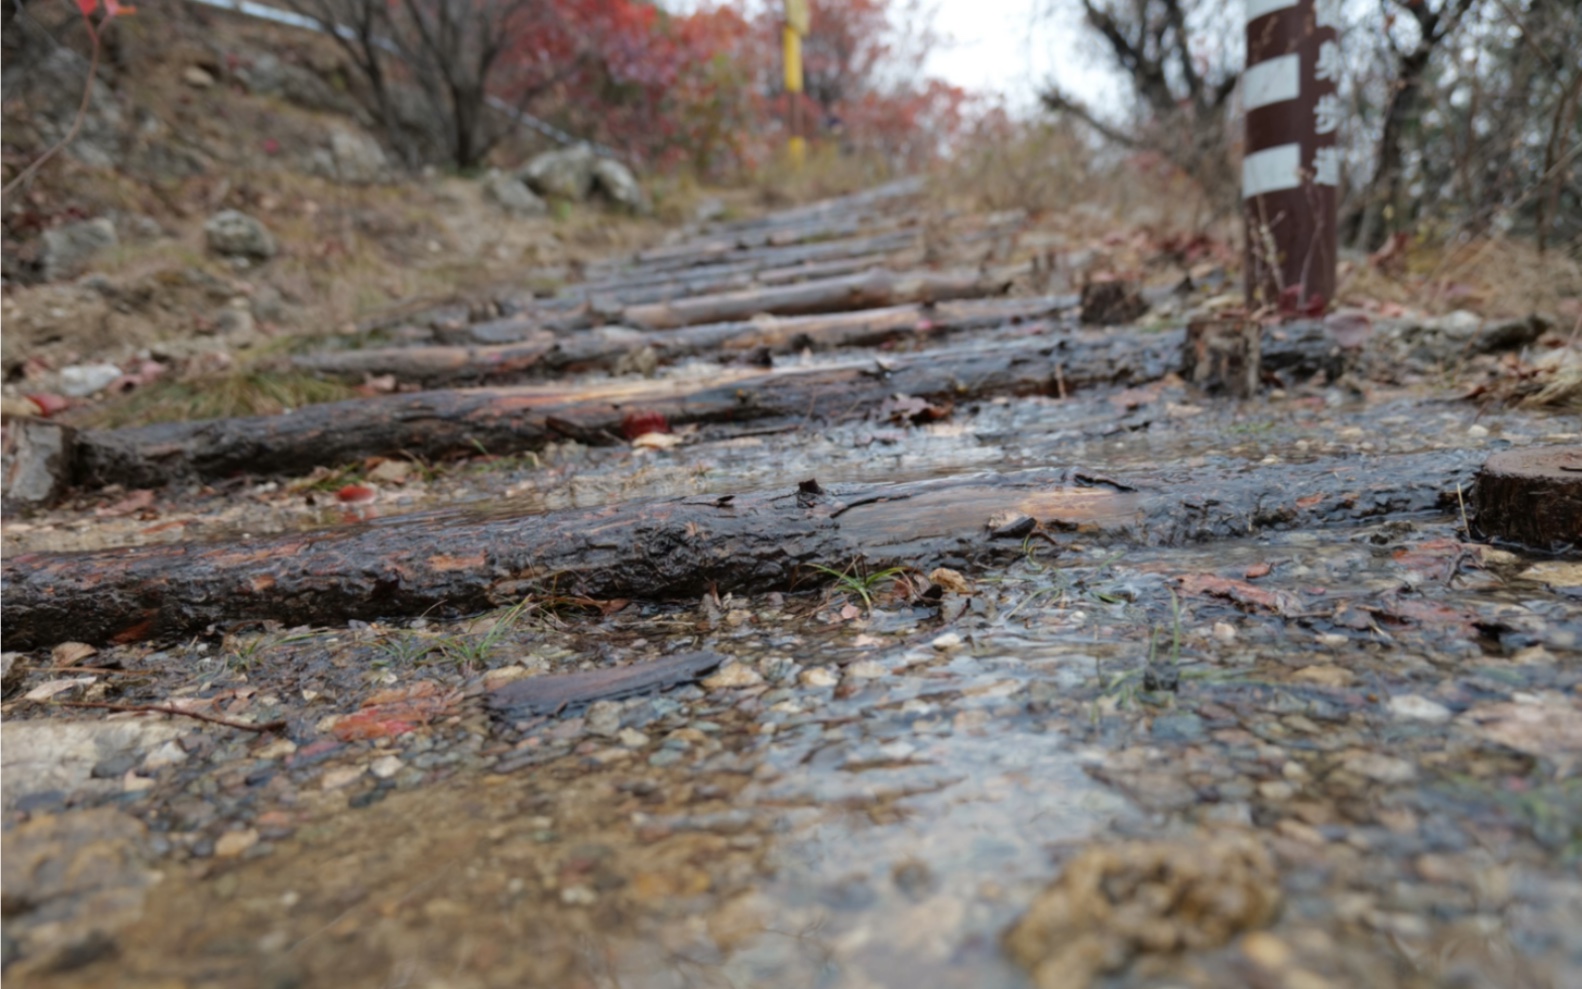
[
  {"left": 2, "top": 450, "right": 1481, "bottom": 650},
  {"left": 293, "top": 297, "right": 1076, "bottom": 385},
  {"left": 76, "top": 330, "right": 1177, "bottom": 489}
]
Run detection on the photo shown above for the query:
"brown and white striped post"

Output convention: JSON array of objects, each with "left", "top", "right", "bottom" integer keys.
[{"left": 1243, "top": 0, "right": 1341, "bottom": 312}]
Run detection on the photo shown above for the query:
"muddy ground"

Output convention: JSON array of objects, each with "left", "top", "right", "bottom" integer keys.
[{"left": 3, "top": 182, "right": 1581, "bottom": 989}]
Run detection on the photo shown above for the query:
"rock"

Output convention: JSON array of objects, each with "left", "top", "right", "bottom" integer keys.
[
  {"left": 1388, "top": 694, "right": 1452, "bottom": 723},
  {"left": 520, "top": 143, "right": 597, "bottom": 201},
  {"left": 584, "top": 700, "right": 624, "bottom": 737},
  {"left": 369, "top": 755, "right": 403, "bottom": 779},
  {"left": 141, "top": 739, "right": 189, "bottom": 770},
  {"left": 1, "top": 807, "right": 159, "bottom": 977},
  {"left": 40, "top": 218, "right": 118, "bottom": 282},
  {"left": 8, "top": 49, "right": 125, "bottom": 169},
  {"left": 58, "top": 362, "right": 122, "bottom": 397},
  {"left": 702, "top": 663, "right": 764, "bottom": 690},
  {"left": 799, "top": 667, "right": 838, "bottom": 688},
  {"left": 214, "top": 828, "right": 260, "bottom": 858},
  {"left": 592, "top": 157, "right": 647, "bottom": 212},
  {"left": 931, "top": 632, "right": 964, "bottom": 651},
  {"left": 1005, "top": 831, "right": 1281, "bottom": 988},
  {"left": 319, "top": 765, "right": 364, "bottom": 790},
  {"left": 204, "top": 210, "right": 277, "bottom": 260},
  {"left": 616, "top": 728, "right": 649, "bottom": 748},
  {"left": 1, "top": 720, "right": 184, "bottom": 813},
  {"left": 482, "top": 170, "right": 548, "bottom": 217},
  {"left": 1290, "top": 664, "right": 1355, "bottom": 688},
  {"left": 1340, "top": 751, "right": 1417, "bottom": 784},
  {"left": 2, "top": 417, "right": 76, "bottom": 511},
  {"left": 846, "top": 660, "right": 888, "bottom": 680},
  {"left": 329, "top": 128, "right": 389, "bottom": 184},
  {"left": 183, "top": 66, "right": 215, "bottom": 88}
]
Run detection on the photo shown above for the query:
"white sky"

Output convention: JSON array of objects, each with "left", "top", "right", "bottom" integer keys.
[
  {"left": 925, "top": 0, "right": 1122, "bottom": 114},
  {"left": 662, "top": 0, "right": 1125, "bottom": 115}
]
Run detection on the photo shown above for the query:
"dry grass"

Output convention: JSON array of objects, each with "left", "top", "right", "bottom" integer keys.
[{"left": 1339, "top": 234, "right": 1582, "bottom": 321}]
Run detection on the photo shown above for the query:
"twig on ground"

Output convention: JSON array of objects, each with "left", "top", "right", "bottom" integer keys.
[{"left": 57, "top": 700, "right": 287, "bottom": 733}]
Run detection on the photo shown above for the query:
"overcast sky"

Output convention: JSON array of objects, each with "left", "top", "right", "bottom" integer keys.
[{"left": 925, "top": 0, "right": 1121, "bottom": 113}]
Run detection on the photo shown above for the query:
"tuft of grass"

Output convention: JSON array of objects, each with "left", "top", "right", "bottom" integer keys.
[
  {"left": 437, "top": 597, "right": 535, "bottom": 671},
  {"left": 809, "top": 561, "right": 911, "bottom": 614},
  {"left": 73, "top": 369, "right": 357, "bottom": 429}
]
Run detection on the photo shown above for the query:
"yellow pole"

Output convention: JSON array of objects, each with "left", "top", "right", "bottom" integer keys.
[
  {"left": 783, "top": 2, "right": 808, "bottom": 167},
  {"left": 783, "top": 26, "right": 805, "bottom": 166}
]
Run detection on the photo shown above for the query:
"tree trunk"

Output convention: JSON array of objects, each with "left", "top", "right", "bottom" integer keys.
[{"left": 1, "top": 450, "right": 1482, "bottom": 650}]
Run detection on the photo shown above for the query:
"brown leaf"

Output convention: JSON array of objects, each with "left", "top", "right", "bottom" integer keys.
[
  {"left": 1177, "top": 574, "right": 1299, "bottom": 615},
  {"left": 51, "top": 641, "right": 98, "bottom": 667}
]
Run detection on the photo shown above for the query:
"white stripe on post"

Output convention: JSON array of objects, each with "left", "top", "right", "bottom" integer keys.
[
  {"left": 1242, "top": 53, "right": 1301, "bottom": 110},
  {"left": 1245, "top": 0, "right": 1298, "bottom": 23},
  {"left": 1242, "top": 143, "right": 1303, "bottom": 198}
]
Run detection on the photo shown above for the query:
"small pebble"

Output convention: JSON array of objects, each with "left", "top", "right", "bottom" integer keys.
[
  {"left": 369, "top": 755, "right": 403, "bottom": 779},
  {"left": 702, "top": 663, "right": 764, "bottom": 690},
  {"left": 320, "top": 766, "right": 365, "bottom": 790},
  {"left": 617, "top": 728, "right": 649, "bottom": 749},
  {"left": 214, "top": 828, "right": 260, "bottom": 858},
  {"left": 1388, "top": 694, "right": 1452, "bottom": 723},
  {"left": 799, "top": 667, "right": 838, "bottom": 688},
  {"left": 1240, "top": 930, "right": 1293, "bottom": 970},
  {"left": 930, "top": 632, "right": 964, "bottom": 651},
  {"left": 846, "top": 660, "right": 887, "bottom": 680}
]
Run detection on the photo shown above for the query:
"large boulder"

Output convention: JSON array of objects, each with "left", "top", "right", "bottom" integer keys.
[
  {"left": 592, "top": 157, "right": 647, "bottom": 213},
  {"left": 204, "top": 210, "right": 277, "bottom": 261},
  {"left": 40, "top": 218, "right": 118, "bottom": 281},
  {"left": 329, "top": 128, "right": 390, "bottom": 184},
  {"left": 520, "top": 143, "right": 597, "bottom": 201},
  {"left": 482, "top": 170, "right": 548, "bottom": 217}
]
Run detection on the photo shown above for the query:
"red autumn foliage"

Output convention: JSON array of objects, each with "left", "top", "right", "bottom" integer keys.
[{"left": 492, "top": 0, "right": 973, "bottom": 176}]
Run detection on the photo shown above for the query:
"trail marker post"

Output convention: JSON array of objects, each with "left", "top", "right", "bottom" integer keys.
[
  {"left": 1243, "top": 0, "right": 1340, "bottom": 312},
  {"left": 784, "top": 0, "right": 809, "bottom": 167}
]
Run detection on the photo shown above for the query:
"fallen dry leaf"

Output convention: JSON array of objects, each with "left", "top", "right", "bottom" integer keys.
[
  {"left": 25, "top": 676, "right": 97, "bottom": 701},
  {"left": 1176, "top": 574, "right": 1299, "bottom": 615},
  {"left": 50, "top": 642, "right": 98, "bottom": 667}
]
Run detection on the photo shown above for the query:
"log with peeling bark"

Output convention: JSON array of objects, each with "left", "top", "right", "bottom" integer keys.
[
  {"left": 293, "top": 297, "right": 1077, "bottom": 385},
  {"left": 0, "top": 450, "right": 1481, "bottom": 650},
  {"left": 76, "top": 330, "right": 1177, "bottom": 489},
  {"left": 621, "top": 267, "right": 1016, "bottom": 330}
]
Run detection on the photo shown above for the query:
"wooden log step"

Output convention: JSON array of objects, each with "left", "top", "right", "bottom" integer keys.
[
  {"left": 621, "top": 267, "right": 1016, "bottom": 330},
  {"left": 78, "top": 329, "right": 1176, "bottom": 489},
  {"left": 0, "top": 449, "right": 1481, "bottom": 651},
  {"left": 292, "top": 297, "right": 1077, "bottom": 385}
]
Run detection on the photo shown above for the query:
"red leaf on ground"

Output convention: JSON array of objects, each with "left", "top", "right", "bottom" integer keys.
[
  {"left": 333, "top": 681, "right": 456, "bottom": 741},
  {"left": 24, "top": 393, "right": 70, "bottom": 417},
  {"left": 620, "top": 410, "right": 670, "bottom": 440},
  {"left": 336, "top": 483, "right": 378, "bottom": 504},
  {"left": 1177, "top": 574, "right": 1299, "bottom": 615}
]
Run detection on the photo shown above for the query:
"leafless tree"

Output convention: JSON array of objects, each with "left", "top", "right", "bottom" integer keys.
[
  {"left": 279, "top": 0, "right": 566, "bottom": 169},
  {"left": 1041, "top": 0, "right": 1242, "bottom": 211}
]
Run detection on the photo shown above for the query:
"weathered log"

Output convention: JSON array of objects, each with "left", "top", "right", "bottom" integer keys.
[
  {"left": 1, "top": 450, "right": 1481, "bottom": 650},
  {"left": 622, "top": 267, "right": 1014, "bottom": 330},
  {"left": 584, "top": 229, "right": 923, "bottom": 285},
  {"left": 293, "top": 297, "right": 1076, "bottom": 385},
  {"left": 1473, "top": 445, "right": 1582, "bottom": 551},
  {"left": 78, "top": 330, "right": 1175, "bottom": 489}
]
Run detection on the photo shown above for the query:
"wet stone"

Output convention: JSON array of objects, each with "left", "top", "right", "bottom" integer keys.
[{"left": 1151, "top": 713, "right": 1206, "bottom": 742}]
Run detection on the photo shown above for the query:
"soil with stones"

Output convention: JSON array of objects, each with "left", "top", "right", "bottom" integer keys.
[{"left": 3, "top": 181, "right": 1580, "bottom": 989}]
